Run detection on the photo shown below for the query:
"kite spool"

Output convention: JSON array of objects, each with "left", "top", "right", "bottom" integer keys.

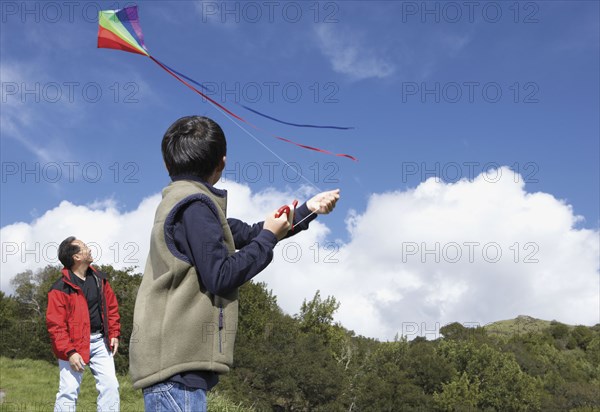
[{"left": 275, "top": 200, "right": 298, "bottom": 230}]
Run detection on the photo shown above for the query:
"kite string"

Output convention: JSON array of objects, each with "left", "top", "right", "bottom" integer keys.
[
  {"left": 213, "top": 90, "right": 323, "bottom": 193},
  {"left": 295, "top": 210, "right": 318, "bottom": 228},
  {"left": 216, "top": 108, "right": 331, "bottom": 231}
]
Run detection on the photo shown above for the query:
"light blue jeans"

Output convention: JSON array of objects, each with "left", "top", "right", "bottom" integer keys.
[
  {"left": 54, "top": 333, "right": 120, "bottom": 412},
  {"left": 143, "top": 381, "right": 207, "bottom": 412}
]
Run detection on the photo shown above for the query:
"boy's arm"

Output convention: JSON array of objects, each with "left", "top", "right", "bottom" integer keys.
[
  {"left": 174, "top": 201, "right": 278, "bottom": 296},
  {"left": 226, "top": 219, "right": 264, "bottom": 249},
  {"left": 227, "top": 202, "right": 318, "bottom": 248}
]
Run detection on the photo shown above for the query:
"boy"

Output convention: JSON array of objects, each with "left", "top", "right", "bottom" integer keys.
[{"left": 130, "top": 116, "right": 340, "bottom": 411}]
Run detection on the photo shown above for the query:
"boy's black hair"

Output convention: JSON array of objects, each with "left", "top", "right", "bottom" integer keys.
[
  {"left": 58, "top": 236, "right": 79, "bottom": 269},
  {"left": 161, "top": 116, "right": 227, "bottom": 180}
]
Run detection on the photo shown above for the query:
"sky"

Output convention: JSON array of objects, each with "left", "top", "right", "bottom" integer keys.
[{"left": 1, "top": 1, "right": 599, "bottom": 340}]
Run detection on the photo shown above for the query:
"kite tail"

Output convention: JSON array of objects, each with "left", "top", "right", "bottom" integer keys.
[
  {"left": 273, "top": 136, "right": 358, "bottom": 161},
  {"left": 149, "top": 56, "right": 245, "bottom": 122},
  {"left": 157, "top": 61, "right": 354, "bottom": 130},
  {"left": 149, "top": 56, "right": 358, "bottom": 161}
]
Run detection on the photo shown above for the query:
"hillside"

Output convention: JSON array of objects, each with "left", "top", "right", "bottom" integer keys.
[
  {"left": 2, "top": 265, "right": 599, "bottom": 410},
  {"left": 485, "top": 315, "right": 559, "bottom": 336}
]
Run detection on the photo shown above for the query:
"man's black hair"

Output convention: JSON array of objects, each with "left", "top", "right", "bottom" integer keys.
[
  {"left": 58, "top": 236, "right": 79, "bottom": 269},
  {"left": 161, "top": 116, "right": 227, "bottom": 180}
]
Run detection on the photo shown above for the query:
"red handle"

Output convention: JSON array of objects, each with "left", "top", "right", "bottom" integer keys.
[
  {"left": 275, "top": 205, "right": 291, "bottom": 218},
  {"left": 275, "top": 200, "right": 299, "bottom": 230}
]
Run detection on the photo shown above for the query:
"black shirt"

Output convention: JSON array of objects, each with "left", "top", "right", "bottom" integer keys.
[{"left": 71, "top": 270, "right": 103, "bottom": 333}]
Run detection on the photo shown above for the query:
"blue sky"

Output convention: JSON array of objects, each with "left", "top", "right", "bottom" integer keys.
[
  {"left": 2, "top": 1, "right": 598, "bottom": 232},
  {"left": 1, "top": 1, "right": 599, "bottom": 336}
]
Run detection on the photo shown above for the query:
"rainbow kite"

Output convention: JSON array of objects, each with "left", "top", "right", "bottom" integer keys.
[{"left": 98, "top": 6, "right": 356, "bottom": 161}]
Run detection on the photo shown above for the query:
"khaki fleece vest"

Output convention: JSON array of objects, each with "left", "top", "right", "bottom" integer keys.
[{"left": 129, "top": 180, "right": 237, "bottom": 389}]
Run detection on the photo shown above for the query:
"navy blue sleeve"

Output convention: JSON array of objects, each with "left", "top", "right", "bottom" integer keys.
[
  {"left": 290, "top": 202, "right": 318, "bottom": 232},
  {"left": 227, "top": 202, "right": 317, "bottom": 248},
  {"left": 227, "top": 219, "right": 264, "bottom": 249},
  {"left": 173, "top": 201, "right": 278, "bottom": 296}
]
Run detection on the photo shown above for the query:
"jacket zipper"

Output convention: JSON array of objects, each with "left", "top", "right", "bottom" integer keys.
[{"left": 93, "top": 274, "right": 105, "bottom": 337}]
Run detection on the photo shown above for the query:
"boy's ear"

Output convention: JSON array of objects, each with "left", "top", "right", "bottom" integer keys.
[{"left": 218, "top": 156, "right": 226, "bottom": 172}]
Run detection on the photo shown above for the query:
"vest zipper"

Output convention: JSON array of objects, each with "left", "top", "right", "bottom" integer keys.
[{"left": 218, "top": 306, "right": 224, "bottom": 353}]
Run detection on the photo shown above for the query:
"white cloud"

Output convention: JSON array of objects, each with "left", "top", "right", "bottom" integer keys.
[
  {"left": 1, "top": 168, "right": 598, "bottom": 341},
  {"left": 260, "top": 167, "right": 599, "bottom": 339},
  {"left": 0, "top": 194, "right": 161, "bottom": 291},
  {"left": 314, "top": 24, "right": 395, "bottom": 81}
]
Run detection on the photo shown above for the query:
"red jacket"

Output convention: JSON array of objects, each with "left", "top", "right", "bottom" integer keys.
[{"left": 46, "top": 267, "right": 120, "bottom": 363}]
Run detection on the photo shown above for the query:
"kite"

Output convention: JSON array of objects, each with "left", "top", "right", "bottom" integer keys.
[{"left": 97, "top": 6, "right": 357, "bottom": 161}]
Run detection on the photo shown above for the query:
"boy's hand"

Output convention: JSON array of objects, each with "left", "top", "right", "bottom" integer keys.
[
  {"left": 264, "top": 211, "right": 292, "bottom": 240},
  {"left": 307, "top": 189, "right": 340, "bottom": 215}
]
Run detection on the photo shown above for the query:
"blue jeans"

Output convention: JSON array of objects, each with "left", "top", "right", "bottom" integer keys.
[
  {"left": 54, "top": 333, "right": 120, "bottom": 412},
  {"left": 143, "top": 381, "right": 207, "bottom": 412}
]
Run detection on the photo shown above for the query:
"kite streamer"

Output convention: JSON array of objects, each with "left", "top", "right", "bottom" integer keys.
[
  {"left": 159, "top": 62, "right": 354, "bottom": 131},
  {"left": 97, "top": 6, "right": 356, "bottom": 161}
]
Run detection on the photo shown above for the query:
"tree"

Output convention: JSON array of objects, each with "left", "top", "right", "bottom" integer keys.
[
  {"left": 5, "top": 265, "right": 61, "bottom": 361},
  {"left": 407, "top": 340, "right": 454, "bottom": 394},
  {"left": 10, "top": 266, "right": 59, "bottom": 319},
  {"left": 440, "top": 322, "right": 487, "bottom": 342},
  {"left": 221, "top": 284, "right": 348, "bottom": 410},
  {"left": 0, "top": 291, "right": 19, "bottom": 357},
  {"left": 569, "top": 325, "right": 594, "bottom": 351},
  {"left": 237, "top": 281, "right": 280, "bottom": 341},
  {"left": 295, "top": 290, "right": 356, "bottom": 368},
  {"left": 96, "top": 265, "right": 142, "bottom": 374},
  {"left": 436, "top": 340, "right": 542, "bottom": 411},
  {"left": 440, "top": 322, "right": 468, "bottom": 341},
  {"left": 296, "top": 290, "right": 340, "bottom": 342},
  {"left": 433, "top": 371, "right": 480, "bottom": 410},
  {"left": 354, "top": 340, "right": 432, "bottom": 410},
  {"left": 549, "top": 321, "right": 571, "bottom": 349},
  {"left": 220, "top": 282, "right": 304, "bottom": 409}
]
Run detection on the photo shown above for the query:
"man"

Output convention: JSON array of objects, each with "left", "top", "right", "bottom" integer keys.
[
  {"left": 130, "top": 116, "right": 340, "bottom": 411},
  {"left": 46, "top": 237, "right": 121, "bottom": 411}
]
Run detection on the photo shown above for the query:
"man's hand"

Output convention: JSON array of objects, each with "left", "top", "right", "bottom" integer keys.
[
  {"left": 110, "top": 337, "right": 119, "bottom": 356},
  {"left": 69, "top": 352, "right": 85, "bottom": 372},
  {"left": 264, "top": 211, "right": 292, "bottom": 241},
  {"left": 307, "top": 189, "right": 340, "bottom": 215}
]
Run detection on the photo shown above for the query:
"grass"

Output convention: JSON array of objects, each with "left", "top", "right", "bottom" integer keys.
[
  {"left": 0, "top": 357, "right": 253, "bottom": 411},
  {"left": 484, "top": 315, "right": 558, "bottom": 336}
]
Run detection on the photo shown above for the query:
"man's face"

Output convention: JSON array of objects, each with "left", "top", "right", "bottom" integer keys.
[{"left": 72, "top": 240, "right": 93, "bottom": 265}]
